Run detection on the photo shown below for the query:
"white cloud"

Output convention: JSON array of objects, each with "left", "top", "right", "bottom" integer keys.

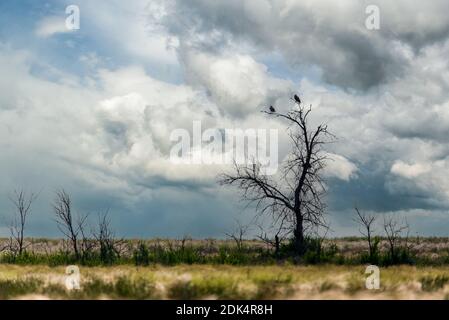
[
  {"left": 35, "top": 16, "right": 69, "bottom": 38},
  {"left": 388, "top": 158, "right": 449, "bottom": 208},
  {"left": 391, "top": 161, "right": 431, "bottom": 179},
  {"left": 4, "top": 0, "right": 449, "bottom": 235},
  {"left": 182, "top": 49, "right": 293, "bottom": 117},
  {"left": 76, "top": 0, "right": 179, "bottom": 66},
  {"left": 324, "top": 153, "right": 358, "bottom": 181}
]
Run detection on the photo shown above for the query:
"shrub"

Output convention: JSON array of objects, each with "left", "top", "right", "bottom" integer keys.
[
  {"left": 134, "top": 242, "right": 150, "bottom": 266},
  {"left": 380, "top": 247, "right": 415, "bottom": 266},
  {"left": 113, "top": 276, "right": 157, "bottom": 299},
  {"left": 0, "top": 278, "right": 43, "bottom": 299},
  {"left": 420, "top": 275, "right": 449, "bottom": 292},
  {"left": 360, "top": 237, "right": 381, "bottom": 264},
  {"left": 168, "top": 277, "right": 242, "bottom": 299}
]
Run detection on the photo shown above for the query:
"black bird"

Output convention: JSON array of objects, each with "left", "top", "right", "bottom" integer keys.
[
  {"left": 269, "top": 105, "right": 276, "bottom": 113},
  {"left": 294, "top": 94, "right": 301, "bottom": 104}
]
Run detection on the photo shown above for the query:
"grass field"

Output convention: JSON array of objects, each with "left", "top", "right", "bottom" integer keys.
[
  {"left": 2, "top": 237, "right": 449, "bottom": 299},
  {"left": 1, "top": 264, "right": 449, "bottom": 300}
]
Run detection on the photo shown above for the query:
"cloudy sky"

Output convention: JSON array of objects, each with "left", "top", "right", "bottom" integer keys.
[{"left": 1, "top": 0, "right": 449, "bottom": 238}]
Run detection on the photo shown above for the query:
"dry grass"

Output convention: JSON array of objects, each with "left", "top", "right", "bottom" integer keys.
[
  {"left": 1, "top": 237, "right": 449, "bottom": 299},
  {"left": 1, "top": 264, "right": 449, "bottom": 300}
]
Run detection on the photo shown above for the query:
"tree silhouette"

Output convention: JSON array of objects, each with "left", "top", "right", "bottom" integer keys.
[{"left": 220, "top": 95, "right": 334, "bottom": 255}]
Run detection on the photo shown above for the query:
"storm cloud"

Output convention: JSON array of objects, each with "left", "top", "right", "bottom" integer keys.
[{"left": 0, "top": 0, "right": 449, "bottom": 237}]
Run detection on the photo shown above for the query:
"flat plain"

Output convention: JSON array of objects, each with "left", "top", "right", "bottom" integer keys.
[
  {"left": 1, "top": 264, "right": 449, "bottom": 299},
  {"left": 1, "top": 237, "right": 449, "bottom": 300}
]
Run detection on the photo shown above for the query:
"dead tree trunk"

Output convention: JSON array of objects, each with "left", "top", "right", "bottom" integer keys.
[
  {"left": 9, "top": 189, "right": 37, "bottom": 255},
  {"left": 353, "top": 207, "right": 378, "bottom": 261},
  {"left": 294, "top": 213, "right": 305, "bottom": 254},
  {"left": 53, "top": 190, "right": 80, "bottom": 259}
]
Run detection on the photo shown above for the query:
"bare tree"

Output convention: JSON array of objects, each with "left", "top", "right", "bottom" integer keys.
[
  {"left": 353, "top": 207, "right": 378, "bottom": 260},
  {"left": 225, "top": 220, "right": 250, "bottom": 251},
  {"left": 53, "top": 190, "right": 80, "bottom": 259},
  {"left": 220, "top": 95, "right": 333, "bottom": 255},
  {"left": 382, "top": 214, "right": 410, "bottom": 261},
  {"left": 257, "top": 215, "right": 290, "bottom": 256},
  {"left": 93, "top": 210, "right": 121, "bottom": 264},
  {"left": 9, "top": 189, "right": 37, "bottom": 255},
  {"left": 77, "top": 212, "right": 95, "bottom": 260}
]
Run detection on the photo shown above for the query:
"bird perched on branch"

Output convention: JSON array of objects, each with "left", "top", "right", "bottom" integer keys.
[
  {"left": 294, "top": 94, "right": 301, "bottom": 104},
  {"left": 269, "top": 105, "right": 276, "bottom": 113}
]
